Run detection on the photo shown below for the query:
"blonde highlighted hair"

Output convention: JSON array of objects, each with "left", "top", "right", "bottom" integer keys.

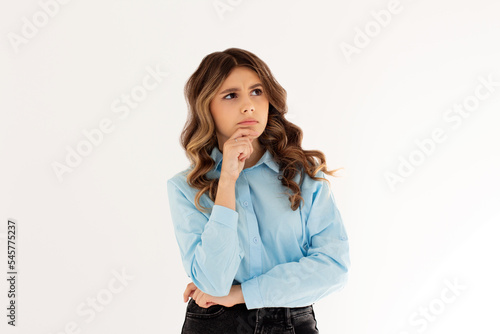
[{"left": 179, "top": 48, "right": 343, "bottom": 213}]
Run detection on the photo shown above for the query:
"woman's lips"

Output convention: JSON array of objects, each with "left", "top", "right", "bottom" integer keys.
[{"left": 238, "top": 121, "right": 258, "bottom": 125}]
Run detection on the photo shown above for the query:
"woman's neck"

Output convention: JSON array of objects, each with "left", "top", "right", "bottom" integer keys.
[{"left": 243, "top": 141, "right": 265, "bottom": 169}]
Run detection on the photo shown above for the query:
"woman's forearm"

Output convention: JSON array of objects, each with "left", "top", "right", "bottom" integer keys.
[{"left": 185, "top": 283, "right": 246, "bottom": 308}]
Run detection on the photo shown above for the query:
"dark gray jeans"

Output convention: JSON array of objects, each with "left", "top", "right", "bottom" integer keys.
[{"left": 181, "top": 298, "right": 320, "bottom": 333}]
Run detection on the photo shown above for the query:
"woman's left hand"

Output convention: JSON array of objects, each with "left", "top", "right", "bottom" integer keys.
[{"left": 183, "top": 282, "right": 245, "bottom": 308}]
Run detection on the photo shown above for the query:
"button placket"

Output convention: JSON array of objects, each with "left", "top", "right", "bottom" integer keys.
[{"left": 240, "top": 173, "right": 262, "bottom": 278}]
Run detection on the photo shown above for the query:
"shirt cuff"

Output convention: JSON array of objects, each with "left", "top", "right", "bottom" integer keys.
[
  {"left": 210, "top": 204, "right": 238, "bottom": 230},
  {"left": 241, "top": 277, "right": 264, "bottom": 310}
]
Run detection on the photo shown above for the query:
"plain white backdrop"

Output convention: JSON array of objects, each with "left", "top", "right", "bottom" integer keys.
[{"left": 1, "top": 0, "right": 499, "bottom": 333}]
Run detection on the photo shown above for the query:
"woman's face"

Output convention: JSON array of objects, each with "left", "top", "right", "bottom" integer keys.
[{"left": 209, "top": 66, "right": 269, "bottom": 149}]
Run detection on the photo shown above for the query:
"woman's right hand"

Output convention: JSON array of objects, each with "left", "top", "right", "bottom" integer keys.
[{"left": 219, "top": 128, "right": 260, "bottom": 182}]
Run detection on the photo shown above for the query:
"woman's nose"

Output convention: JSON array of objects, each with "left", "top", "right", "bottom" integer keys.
[
  {"left": 241, "top": 101, "right": 255, "bottom": 113},
  {"left": 242, "top": 105, "right": 254, "bottom": 113},
  {"left": 240, "top": 94, "right": 255, "bottom": 113}
]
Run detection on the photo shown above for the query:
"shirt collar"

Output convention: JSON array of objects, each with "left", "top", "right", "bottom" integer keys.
[{"left": 210, "top": 145, "right": 280, "bottom": 173}]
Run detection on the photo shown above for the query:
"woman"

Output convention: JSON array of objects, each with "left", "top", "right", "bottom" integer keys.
[{"left": 167, "top": 47, "right": 350, "bottom": 333}]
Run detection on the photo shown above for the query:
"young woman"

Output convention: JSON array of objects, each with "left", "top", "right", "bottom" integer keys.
[{"left": 167, "top": 48, "right": 350, "bottom": 333}]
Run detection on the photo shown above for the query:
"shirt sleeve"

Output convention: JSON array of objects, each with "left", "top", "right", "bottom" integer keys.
[
  {"left": 240, "top": 172, "right": 350, "bottom": 309},
  {"left": 167, "top": 178, "right": 245, "bottom": 297}
]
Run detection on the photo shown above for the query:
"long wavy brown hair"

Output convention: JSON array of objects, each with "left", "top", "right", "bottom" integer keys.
[{"left": 180, "top": 48, "right": 343, "bottom": 213}]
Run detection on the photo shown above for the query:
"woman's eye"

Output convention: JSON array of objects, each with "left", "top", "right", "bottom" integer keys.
[
  {"left": 252, "top": 89, "right": 263, "bottom": 96},
  {"left": 223, "top": 93, "right": 237, "bottom": 100},
  {"left": 223, "top": 89, "right": 263, "bottom": 100}
]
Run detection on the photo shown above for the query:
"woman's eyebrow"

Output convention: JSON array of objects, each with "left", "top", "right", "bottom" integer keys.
[{"left": 219, "top": 83, "right": 263, "bottom": 95}]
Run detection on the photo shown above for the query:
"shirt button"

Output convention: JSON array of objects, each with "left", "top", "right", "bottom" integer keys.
[
  {"left": 253, "top": 237, "right": 258, "bottom": 244},
  {"left": 243, "top": 201, "right": 248, "bottom": 207}
]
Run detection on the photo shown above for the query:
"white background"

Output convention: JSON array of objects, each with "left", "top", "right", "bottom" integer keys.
[{"left": 1, "top": 0, "right": 499, "bottom": 333}]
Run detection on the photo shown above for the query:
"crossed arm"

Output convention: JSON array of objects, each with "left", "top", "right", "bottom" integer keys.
[
  {"left": 183, "top": 282, "right": 245, "bottom": 308},
  {"left": 168, "top": 172, "right": 350, "bottom": 310}
]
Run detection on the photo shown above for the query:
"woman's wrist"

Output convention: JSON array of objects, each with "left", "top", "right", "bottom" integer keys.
[{"left": 234, "top": 284, "right": 245, "bottom": 304}]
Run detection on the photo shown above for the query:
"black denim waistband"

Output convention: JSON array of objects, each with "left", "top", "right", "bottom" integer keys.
[
  {"left": 260, "top": 305, "right": 312, "bottom": 318},
  {"left": 229, "top": 303, "right": 313, "bottom": 317}
]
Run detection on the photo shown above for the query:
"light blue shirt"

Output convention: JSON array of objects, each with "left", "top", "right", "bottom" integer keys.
[{"left": 167, "top": 146, "right": 350, "bottom": 310}]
